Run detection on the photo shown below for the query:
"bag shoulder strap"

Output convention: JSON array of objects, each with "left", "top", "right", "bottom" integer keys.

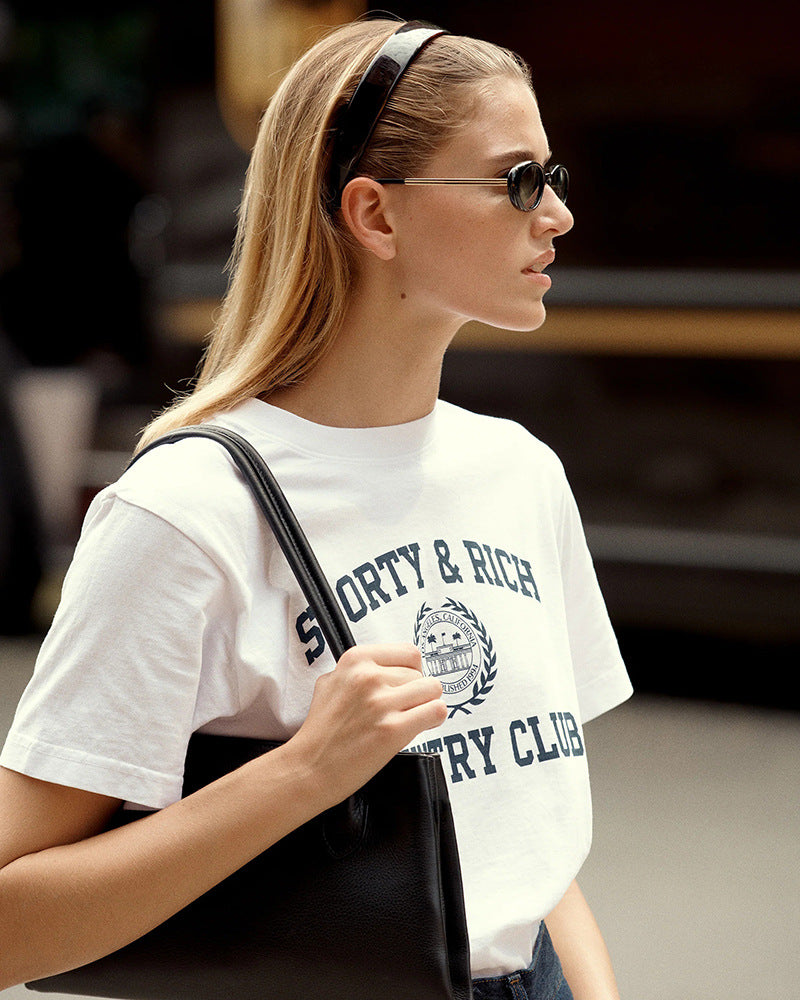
[{"left": 129, "top": 424, "right": 355, "bottom": 661}]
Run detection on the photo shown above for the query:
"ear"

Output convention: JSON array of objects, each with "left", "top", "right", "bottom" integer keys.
[{"left": 339, "top": 177, "right": 397, "bottom": 261}]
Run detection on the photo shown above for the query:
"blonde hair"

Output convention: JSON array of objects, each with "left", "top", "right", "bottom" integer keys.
[{"left": 138, "top": 19, "right": 531, "bottom": 449}]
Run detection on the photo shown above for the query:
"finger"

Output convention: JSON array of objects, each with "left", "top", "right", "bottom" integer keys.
[
  {"left": 339, "top": 643, "right": 423, "bottom": 673},
  {"left": 387, "top": 675, "right": 443, "bottom": 712},
  {"left": 396, "top": 699, "right": 449, "bottom": 743},
  {"left": 374, "top": 665, "right": 432, "bottom": 688}
]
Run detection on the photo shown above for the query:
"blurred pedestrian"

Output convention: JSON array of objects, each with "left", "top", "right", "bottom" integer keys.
[{"left": 0, "top": 332, "right": 42, "bottom": 634}]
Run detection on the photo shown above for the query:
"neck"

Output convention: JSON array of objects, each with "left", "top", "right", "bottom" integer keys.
[{"left": 266, "top": 276, "right": 462, "bottom": 428}]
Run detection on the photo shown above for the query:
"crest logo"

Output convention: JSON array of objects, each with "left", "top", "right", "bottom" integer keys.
[{"left": 414, "top": 599, "right": 497, "bottom": 718}]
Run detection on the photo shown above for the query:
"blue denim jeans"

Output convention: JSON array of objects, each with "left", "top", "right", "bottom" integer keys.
[{"left": 471, "top": 924, "right": 574, "bottom": 1000}]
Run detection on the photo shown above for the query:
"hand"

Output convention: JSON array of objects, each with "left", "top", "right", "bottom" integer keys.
[{"left": 286, "top": 643, "right": 447, "bottom": 807}]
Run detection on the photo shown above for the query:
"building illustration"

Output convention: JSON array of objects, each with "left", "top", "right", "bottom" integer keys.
[{"left": 423, "top": 631, "right": 475, "bottom": 676}]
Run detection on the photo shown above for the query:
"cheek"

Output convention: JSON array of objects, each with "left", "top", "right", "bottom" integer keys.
[{"left": 401, "top": 209, "right": 499, "bottom": 283}]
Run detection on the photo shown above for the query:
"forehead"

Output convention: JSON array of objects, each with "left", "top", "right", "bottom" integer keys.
[{"left": 435, "top": 77, "right": 549, "bottom": 170}]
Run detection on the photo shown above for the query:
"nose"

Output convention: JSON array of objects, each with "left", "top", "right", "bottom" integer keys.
[{"left": 532, "top": 183, "right": 574, "bottom": 238}]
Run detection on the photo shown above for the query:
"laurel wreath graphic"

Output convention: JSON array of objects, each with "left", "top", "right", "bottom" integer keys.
[
  {"left": 413, "top": 602, "right": 431, "bottom": 638},
  {"left": 414, "top": 599, "right": 497, "bottom": 718}
]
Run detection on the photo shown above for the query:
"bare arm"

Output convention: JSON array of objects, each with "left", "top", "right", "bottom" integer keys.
[
  {"left": 544, "top": 879, "right": 621, "bottom": 1000},
  {"left": 0, "top": 644, "right": 446, "bottom": 989}
]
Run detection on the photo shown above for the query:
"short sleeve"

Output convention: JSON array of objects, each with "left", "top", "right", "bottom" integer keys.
[
  {"left": 0, "top": 494, "right": 234, "bottom": 808},
  {"left": 556, "top": 475, "right": 633, "bottom": 723}
]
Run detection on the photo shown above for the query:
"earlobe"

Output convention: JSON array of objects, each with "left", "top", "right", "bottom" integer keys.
[{"left": 340, "top": 178, "right": 397, "bottom": 261}]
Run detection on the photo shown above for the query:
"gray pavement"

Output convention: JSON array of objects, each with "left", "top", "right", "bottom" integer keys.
[{"left": 1, "top": 636, "right": 798, "bottom": 1000}]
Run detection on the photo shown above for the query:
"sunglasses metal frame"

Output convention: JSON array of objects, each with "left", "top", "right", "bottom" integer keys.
[
  {"left": 329, "top": 21, "right": 449, "bottom": 205},
  {"left": 375, "top": 162, "right": 569, "bottom": 212}
]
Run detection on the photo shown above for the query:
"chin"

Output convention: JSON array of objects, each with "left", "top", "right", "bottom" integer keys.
[{"left": 492, "top": 304, "right": 547, "bottom": 333}]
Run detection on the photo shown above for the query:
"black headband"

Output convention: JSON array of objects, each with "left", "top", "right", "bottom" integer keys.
[{"left": 329, "top": 20, "right": 449, "bottom": 206}]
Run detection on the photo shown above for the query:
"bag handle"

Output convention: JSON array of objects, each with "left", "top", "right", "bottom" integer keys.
[
  {"left": 129, "top": 427, "right": 369, "bottom": 856},
  {"left": 129, "top": 425, "right": 356, "bottom": 661}
]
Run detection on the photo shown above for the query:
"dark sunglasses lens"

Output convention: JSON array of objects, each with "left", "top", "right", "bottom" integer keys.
[
  {"left": 508, "top": 162, "right": 543, "bottom": 211},
  {"left": 548, "top": 164, "right": 569, "bottom": 204}
]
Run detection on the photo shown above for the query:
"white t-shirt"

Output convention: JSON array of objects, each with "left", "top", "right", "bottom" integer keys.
[{"left": 2, "top": 398, "right": 632, "bottom": 977}]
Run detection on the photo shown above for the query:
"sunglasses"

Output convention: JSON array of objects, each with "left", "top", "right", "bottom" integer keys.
[{"left": 375, "top": 161, "right": 569, "bottom": 212}]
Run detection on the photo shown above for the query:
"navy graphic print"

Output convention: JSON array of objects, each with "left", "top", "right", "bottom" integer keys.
[{"left": 414, "top": 599, "right": 498, "bottom": 718}]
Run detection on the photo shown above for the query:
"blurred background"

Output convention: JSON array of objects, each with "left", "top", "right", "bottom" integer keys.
[{"left": 0, "top": 2, "right": 798, "bottom": 997}]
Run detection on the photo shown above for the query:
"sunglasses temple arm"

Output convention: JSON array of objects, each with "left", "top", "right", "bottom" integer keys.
[{"left": 374, "top": 178, "right": 508, "bottom": 186}]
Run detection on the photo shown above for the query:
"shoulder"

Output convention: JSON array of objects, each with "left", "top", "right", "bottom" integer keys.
[
  {"left": 93, "top": 427, "right": 265, "bottom": 567},
  {"left": 119, "top": 433, "right": 241, "bottom": 503},
  {"left": 436, "top": 400, "right": 567, "bottom": 480},
  {"left": 120, "top": 435, "right": 247, "bottom": 517}
]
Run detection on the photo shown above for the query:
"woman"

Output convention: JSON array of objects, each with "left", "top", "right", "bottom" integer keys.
[{"left": 0, "top": 18, "right": 632, "bottom": 999}]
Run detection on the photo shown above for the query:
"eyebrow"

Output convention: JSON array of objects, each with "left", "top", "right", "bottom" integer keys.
[{"left": 485, "top": 149, "right": 552, "bottom": 168}]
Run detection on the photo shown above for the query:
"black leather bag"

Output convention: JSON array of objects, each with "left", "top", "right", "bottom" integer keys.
[{"left": 27, "top": 425, "right": 472, "bottom": 1000}]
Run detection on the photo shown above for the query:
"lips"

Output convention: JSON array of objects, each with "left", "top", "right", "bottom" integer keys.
[{"left": 523, "top": 251, "right": 555, "bottom": 274}]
